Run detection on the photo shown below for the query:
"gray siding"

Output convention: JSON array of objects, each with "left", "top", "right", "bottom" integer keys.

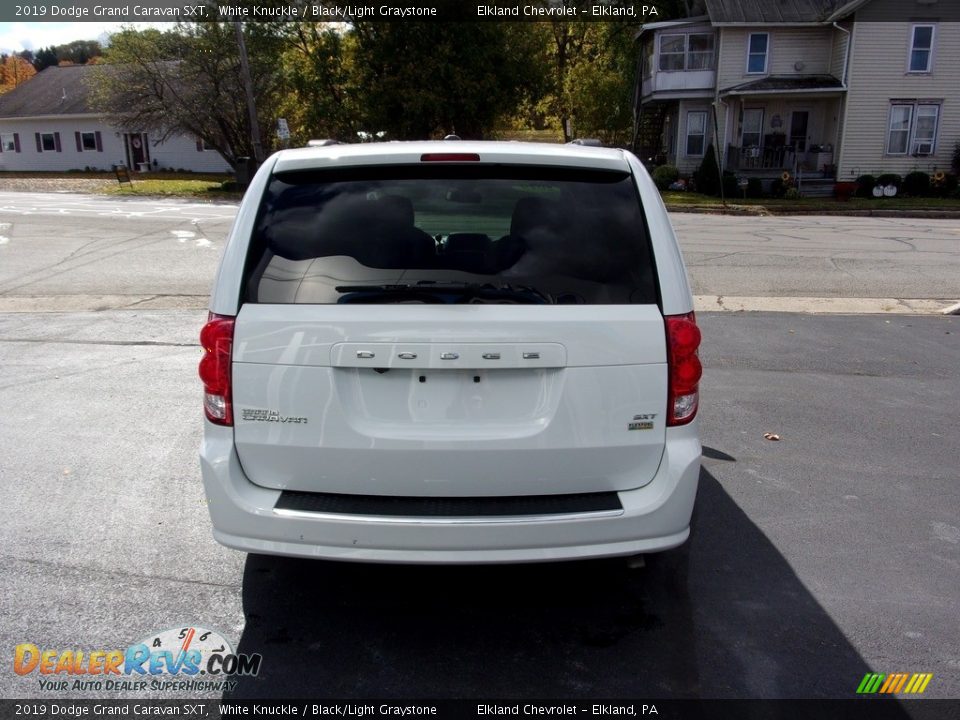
[
  {"left": 838, "top": 0, "right": 960, "bottom": 179},
  {"left": 676, "top": 100, "right": 716, "bottom": 175},
  {"left": 829, "top": 21, "right": 852, "bottom": 83},
  {"left": 718, "top": 27, "right": 834, "bottom": 91}
]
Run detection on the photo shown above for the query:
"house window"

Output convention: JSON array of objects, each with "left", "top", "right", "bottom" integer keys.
[
  {"left": 659, "top": 33, "right": 715, "bottom": 71},
  {"left": 687, "top": 34, "right": 715, "bottom": 70},
  {"left": 659, "top": 35, "right": 686, "bottom": 71},
  {"left": 887, "top": 102, "right": 940, "bottom": 155},
  {"left": 1, "top": 134, "right": 16, "bottom": 152},
  {"left": 741, "top": 108, "right": 764, "bottom": 148},
  {"left": 686, "top": 111, "right": 707, "bottom": 156},
  {"left": 747, "top": 33, "right": 769, "bottom": 74},
  {"left": 81, "top": 132, "right": 97, "bottom": 151},
  {"left": 40, "top": 133, "right": 56, "bottom": 151},
  {"left": 908, "top": 25, "right": 934, "bottom": 73}
]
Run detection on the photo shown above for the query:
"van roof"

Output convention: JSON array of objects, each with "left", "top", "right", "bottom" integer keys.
[{"left": 272, "top": 140, "right": 631, "bottom": 174}]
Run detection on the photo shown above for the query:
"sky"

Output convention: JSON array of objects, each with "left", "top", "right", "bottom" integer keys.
[{"left": 0, "top": 22, "right": 167, "bottom": 53}]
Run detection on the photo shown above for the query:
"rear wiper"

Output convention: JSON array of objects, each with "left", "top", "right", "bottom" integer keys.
[
  {"left": 335, "top": 281, "right": 550, "bottom": 303},
  {"left": 336, "top": 281, "right": 474, "bottom": 293}
]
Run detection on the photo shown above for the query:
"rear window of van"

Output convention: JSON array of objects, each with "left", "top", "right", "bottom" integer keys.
[{"left": 242, "top": 165, "right": 658, "bottom": 305}]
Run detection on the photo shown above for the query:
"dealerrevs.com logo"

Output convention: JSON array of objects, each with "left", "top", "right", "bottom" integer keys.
[{"left": 14, "top": 626, "right": 262, "bottom": 693}]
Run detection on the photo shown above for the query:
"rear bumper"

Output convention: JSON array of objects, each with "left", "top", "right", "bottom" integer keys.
[{"left": 199, "top": 421, "right": 701, "bottom": 564}]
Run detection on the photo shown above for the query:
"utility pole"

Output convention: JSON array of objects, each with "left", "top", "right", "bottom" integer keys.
[{"left": 234, "top": 21, "right": 263, "bottom": 164}]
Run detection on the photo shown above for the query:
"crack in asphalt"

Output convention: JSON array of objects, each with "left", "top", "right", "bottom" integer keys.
[
  {"left": 0, "top": 347, "right": 195, "bottom": 391},
  {"left": 0, "top": 337, "right": 197, "bottom": 347},
  {"left": 1, "top": 553, "right": 241, "bottom": 592},
  {"left": 0, "top": 225, "right": 170, "bottom": 296},
  {"left": 827, "top": 256, "right": 856, "bottom": 278}
]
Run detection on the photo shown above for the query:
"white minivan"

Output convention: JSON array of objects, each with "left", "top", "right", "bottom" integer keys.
[{"left": 199, "top": 141, "right": 701, "bottom": 563}]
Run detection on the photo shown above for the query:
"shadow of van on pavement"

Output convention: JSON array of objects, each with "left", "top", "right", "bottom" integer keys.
[{"left": 222, "top": 469, "right": 889, "bottom": 700}]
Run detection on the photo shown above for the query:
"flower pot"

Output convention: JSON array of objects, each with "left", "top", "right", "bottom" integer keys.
[{"left": 834, "top": 181, "right": 856, "bottom": 201}]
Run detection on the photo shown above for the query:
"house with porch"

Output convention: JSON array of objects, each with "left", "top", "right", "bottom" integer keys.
[
  {"left": 637, "top": 0, "right": 960, "bottom": 193},
  {"left": 0, "top": 64, "right": 231, "bottom": 174}
]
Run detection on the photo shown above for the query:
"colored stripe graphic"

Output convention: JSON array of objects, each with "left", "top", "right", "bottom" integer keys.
[
  {"left": 906, "top": 673, "right": 933, "bottom": 694},
  {"left": 857, "top": 673, "right": 885, "bottom": 694},
  {"left": 857, "top": 672, "right": 932, "bottom": 694},
  {"left": 879, "top": 674, "right": 899, "bottom": 693}
]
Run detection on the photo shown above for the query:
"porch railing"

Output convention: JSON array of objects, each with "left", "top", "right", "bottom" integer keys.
[{"left": 726, "top": 144, "right": 796, "bottom": 171}]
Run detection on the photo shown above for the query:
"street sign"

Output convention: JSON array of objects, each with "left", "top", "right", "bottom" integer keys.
[{"left": 276, "top": 118, "right": 290, "bottom": 140}]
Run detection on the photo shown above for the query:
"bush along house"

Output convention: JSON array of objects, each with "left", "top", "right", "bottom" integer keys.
[
  {"left": 636, "top": 0, "right": 960, "bottom": 197},
  {"left": 0, "top": 64, "right": 231, "bottom": 174}
]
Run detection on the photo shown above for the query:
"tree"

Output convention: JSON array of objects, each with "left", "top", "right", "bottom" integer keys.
[
  {"left": 535, "top": 2, "right": 654, "bottom": 144},
  {"left": 349, "top": 22, "right": 547, "bottom": 139},
  {"left": 539, "top": 15, "right": 591, "bottom": 142},
  {"left": 0, "top": 54, "right": 36, "bottom": 94},
  {"left": 693, "top": 143, "right": 722, "bottom": 196},
  {"left": 55, "top": 40, "right": 103, "bottom": 65},
  {"left": 564, "top": 21, "right": 638, "bottom": 145},
  {"left": 276, "top": 23, "right": 361, "bottom": 144},
  {"left": 33, "top": 47, "right": 58, "bottom": 72},
  {"left": 91, "top": 24, "right": 285, "bottom": 169}
]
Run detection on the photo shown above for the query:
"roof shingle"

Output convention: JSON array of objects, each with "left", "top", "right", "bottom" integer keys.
[
  {"left": 722, "top": 74, "right": 845, "bottom": 94},
  {"left": 0, "top": 65, "right": 99, "bottom": 118},
  {"left": 704, "top": 0, "right": 846, "bottom": 24}
]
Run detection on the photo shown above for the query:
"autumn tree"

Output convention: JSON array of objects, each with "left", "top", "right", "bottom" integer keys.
[{"left": 0, "top": 54, "right": 36, "bottom": 94}]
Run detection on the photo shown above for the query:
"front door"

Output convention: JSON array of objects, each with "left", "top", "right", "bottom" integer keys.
[
  {"left": 789, "top": 111, "right": 809, "bottom": 152},
  {"left": 741, "top": 108, "right": 764, "bottom": 149},
  {"left": 129, "top": 133, "right": 147, "bottom": 167}
]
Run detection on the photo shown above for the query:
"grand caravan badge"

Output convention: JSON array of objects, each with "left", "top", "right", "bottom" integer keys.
[
  {"left": 240, "top": 409, "right": 308, "bottom": 424},
  {"left": 628, "top": 413, "right": 657, "bottom": 431}
]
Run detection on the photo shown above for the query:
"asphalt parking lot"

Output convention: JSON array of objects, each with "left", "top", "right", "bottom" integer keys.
[
  {"left": 0, "top": 307, "right": 956, "bottom": 700},
  {"left": 0, "top": 194, "right": 957, "bottom": 701}
]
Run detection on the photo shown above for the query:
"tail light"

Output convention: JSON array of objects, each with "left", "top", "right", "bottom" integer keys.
[
  {"left": 665, "top": 312, "right": 702, "bottom": 426},
  {"left": 199, "top": 312, "right": 235, "bottom": 425}
]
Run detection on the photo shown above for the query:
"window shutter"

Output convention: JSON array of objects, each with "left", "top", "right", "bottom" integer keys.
[
  {"left": 196, "top": 139, "right": 204, "bottom": 152},
  {"left": 54, "top": 132, "right": 62, "bottom": 152},
  {"left": 95, "top": 131, "right": 103, "bottom": 152},
  {"left": 35, "top": 133, "right": 42, "bottom": 152},
  {"left": 75, "top": 131, "right": 82, "bottom": 152},
  {"left": 13, "top": 133, "right": 20, "bottom": 152}
]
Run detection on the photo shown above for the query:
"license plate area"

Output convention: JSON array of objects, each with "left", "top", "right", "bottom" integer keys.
[{"left": 336, "top": 367, "right": 560, "bottom": 429}]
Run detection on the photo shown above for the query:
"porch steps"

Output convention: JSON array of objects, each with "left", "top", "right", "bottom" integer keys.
[{"left": 798, "top": 178, "right": 836, "bottom": 198}]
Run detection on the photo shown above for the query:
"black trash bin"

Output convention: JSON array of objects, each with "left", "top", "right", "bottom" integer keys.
[{"left": 234, "top": 157, "right": 258, "bottom": 188}]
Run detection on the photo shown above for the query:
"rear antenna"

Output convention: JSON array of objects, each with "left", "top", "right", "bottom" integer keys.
[{"left": 443, "top": 134, "right": 461, "bottom": 141}]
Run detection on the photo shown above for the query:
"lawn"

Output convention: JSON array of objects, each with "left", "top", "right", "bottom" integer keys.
[{"left": 102, "top": 177, "right": 242, "bottom": 199}]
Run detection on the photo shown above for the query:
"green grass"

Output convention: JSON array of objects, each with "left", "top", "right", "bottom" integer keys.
[
  {"left": 102, "top": 177, "right": 241, "bottom": 199},
  {"left": 662, "top": 191, "right": 960, "bottom": 211}
]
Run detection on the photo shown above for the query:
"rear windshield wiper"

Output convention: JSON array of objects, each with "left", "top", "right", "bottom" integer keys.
[{"left": 335, "top": 281, "right": 550, "bottom": 304}]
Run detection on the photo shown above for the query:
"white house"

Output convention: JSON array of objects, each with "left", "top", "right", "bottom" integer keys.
[
  {"left": 638, "top": 0, "right": 960, "bottom": 187},
  {"left": 0, "top": 65, "right": 232, "bottom": 173}
]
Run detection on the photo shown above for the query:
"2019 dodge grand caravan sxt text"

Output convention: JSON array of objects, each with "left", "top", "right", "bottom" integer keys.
[{"left": 199, "top": 141, "right": 702, "bottom": 563}]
